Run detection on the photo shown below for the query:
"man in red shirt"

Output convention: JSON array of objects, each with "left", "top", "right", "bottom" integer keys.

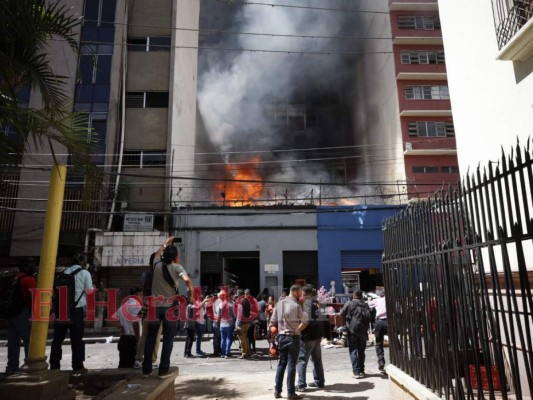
[{"left": 6, "top": 257, "right": 37, "bottom": 376}]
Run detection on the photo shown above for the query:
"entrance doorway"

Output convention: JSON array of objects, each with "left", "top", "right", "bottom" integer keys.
[
  {"left": 200, "top": 251, "right": 260, "bottom": 295},
  {"left": 224, "top": 256, "right": 260, "bottom": 296}
]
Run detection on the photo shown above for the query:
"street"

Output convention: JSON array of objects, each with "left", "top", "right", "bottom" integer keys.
[{"left": 0, "top": 336, "right": 391, "bottom": 399}]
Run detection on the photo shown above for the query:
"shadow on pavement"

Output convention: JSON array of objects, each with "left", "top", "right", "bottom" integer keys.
[
  {"left": 322, "top": 381, "right": 375, "bottom": 393},
  {"left": 174, "top": 377, "right": 243, "bottom": 399}
]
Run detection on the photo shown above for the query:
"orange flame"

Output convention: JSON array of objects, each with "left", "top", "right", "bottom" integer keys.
[{"left": 215, "top": 156, "right": 263, "bottom": 206}]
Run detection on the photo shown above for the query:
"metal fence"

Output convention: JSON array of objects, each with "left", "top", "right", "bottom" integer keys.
[{"left": 383, "top": 141, "right": 533, "bottom": 399}]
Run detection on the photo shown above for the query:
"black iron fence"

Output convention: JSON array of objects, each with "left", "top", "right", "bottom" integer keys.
[
  {"left": 492, "top": 0, "right": 533, "bottom": 49},
  {"left": 383, "top": 141, "right": 533, "bottom": 399}
]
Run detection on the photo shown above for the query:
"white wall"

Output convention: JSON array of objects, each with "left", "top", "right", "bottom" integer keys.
[{"left": 438, "top": 0, "right": 533, "bottom": 174}]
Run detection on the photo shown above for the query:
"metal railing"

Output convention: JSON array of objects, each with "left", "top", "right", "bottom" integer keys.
[
  {"left": 492, "top": 0, "right": 533, "bottom": 49},
  {"left": 383, "top": 140, "right": 533, "bottom": 399}
]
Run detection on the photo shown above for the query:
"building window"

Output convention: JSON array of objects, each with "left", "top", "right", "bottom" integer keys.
[
  {"left": 412, "top": 166, "right": 439, "bottom": 173},
  {"left": 400, "top": 51, "right": 445, "bottom": 64},
  {"left": 123, "top": 151, "right": 166, "bottom": 168},
  {"left": 441, "top": 166, "right": 459, "bottom": 173},
  {"left": 83, "top": 0, "right": 117, "bottom": 27},
  {"left": 405, "top": 85, "right": 449, "bottom": 100},
  {"left": 408, "top": 121, "right": 454, "bottom": 137},
  {"left": 127, "top": 36, "right": 171, "bottom": 52},
  {"left": 397, "top": 15, "right": 441, "bottom": 30},
  {"left": 125, "top": 92, "right": 169, "bottom": 108}
]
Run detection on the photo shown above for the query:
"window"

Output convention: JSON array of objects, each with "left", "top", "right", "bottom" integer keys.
[
  {"left": 408, "top": 121, "right": 454, "bottom": 137},
  {"left": 441, "top": 166, "right": 459, "bottom": 173},
  {"left": 405, "top": 85, "right": 449, "bottom": 100},
  {"left": 125, "top": 92, "right": 169, "bottom": 108},
  {"left": 401, "top": 51, "right": 445, "bottom": 64},
  {"left": 83, "top": 0, "right": 117, "bottom": 27},
  {"left": 397, "top": 15, "right": 441, "bottom": 30},
  {"left": 123, "top": 151, "right": 166, "bottom": 168},
  {"left": 412, "top": 166, "right": 439, "bottom": 173},
  {"left": 127, "top": 36, "right": 171, "bottom": 52}
]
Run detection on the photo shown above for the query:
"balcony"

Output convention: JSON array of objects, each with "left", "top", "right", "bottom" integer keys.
[
  {"left": 404, "top": 140, "right": 457, "bottom": 156},
  {"left": 389, "top": 0, "right": 438, "bottom": 11},
  {"left": 493, "top": 0, "right": 533, "bottom": 61}
]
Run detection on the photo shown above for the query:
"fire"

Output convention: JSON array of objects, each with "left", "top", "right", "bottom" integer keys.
[{"left": 216, "top": 156, "right": 263, "bottom": 206}]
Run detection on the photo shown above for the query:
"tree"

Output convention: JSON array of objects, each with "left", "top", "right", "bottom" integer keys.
[{"left": 0, "top": 0, "right": 97, "bottom": 168}]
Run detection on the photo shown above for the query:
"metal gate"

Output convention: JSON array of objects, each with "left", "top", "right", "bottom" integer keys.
[{"left": 383, "top": 142, "right": 533, "bottom": 399}]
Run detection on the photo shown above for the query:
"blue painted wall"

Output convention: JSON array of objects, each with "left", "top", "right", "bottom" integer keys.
[{"left": 317, "top": 205, "right": 404, "bottom": 293}]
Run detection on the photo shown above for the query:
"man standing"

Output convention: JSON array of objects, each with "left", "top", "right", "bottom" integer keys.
[
  {"left": 338, "top": 289, "right": 371, "bottom": 379},
  {"left": 296, "top": 285, "right": 325, "bottom": 391},
  {"left": 50, "top": 253, "right": 93, "bottom": 373},
  {"left": 5, "top": 258, "right": 37, "bottom": 376},
  {"left": 269, "top": 284, "right": 308, "bottom": 400},
  {"left": 235, "top": 289, "right": 252, "bottom": 359},
  {"left": 143, "top": 237, "right": 193, "bottom": 378},
  {"left": 215, "top": 289, "right": 235, "bottom": 358},
  {"left": 369, "top": 287, "right": 387, "bottom": 371}
]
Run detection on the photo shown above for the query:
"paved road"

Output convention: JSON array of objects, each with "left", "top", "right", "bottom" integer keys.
[{"left": 0, "top": 337, "right": 391, "bottom": 399}]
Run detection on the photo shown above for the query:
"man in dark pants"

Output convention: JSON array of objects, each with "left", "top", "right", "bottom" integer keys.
[
  {"left": 369, "top": 287, "right": 387, "bottom": 371},
  {"left": 296, "top": 285, "right": 325, "bottom": 391},
  {"left": 50, "top": 254, "right": 93, "bottom": 373},
  {"left": 6, "top": 258, "right": 37, "bottom": 376},
  {"left": 338, "top": 289, "right": 371, "bottom": 379},
  {"left": 143, "top": 237, "right": 193, "bottom": 378},
  {"left": 269, "top": 284, "right": 308, "bottom": 400}
]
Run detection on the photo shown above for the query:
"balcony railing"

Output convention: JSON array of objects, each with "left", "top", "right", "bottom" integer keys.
[{"left": 492, "top": 0, "right": 533, "bottom": 49}]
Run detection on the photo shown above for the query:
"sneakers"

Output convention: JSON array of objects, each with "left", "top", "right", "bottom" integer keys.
[
  {"left": 308, "top": 382, "right": 324, "bottom": 388},
  {"left": 296, "top": 386, "right": 306, "bottom": 392},
  {"left": 355, "top": 372, "right": 365, "bottom": 379},
  {"left": 196, "top": 350, "right": 206, "bottom": 356},
  {"left": 134, "top": 361, "right": 142, "bottom": 369},
  {"left": 142, "top": 372, "right": 152, "bottom": 378},
  {"left": 274, "top": 391, "right": 282, "bottom": 399},
  {"left": 72, "top": 367, "right": 88, "bottom": 374},
  {"left": 158, "top": 370, "right": 174, "bottom": 379},
  {"left": 288, "top": 394, "right": 303, "bottom": 400},
  {"left": 379, "top": 363, "right": 385, "bottom": 371}
]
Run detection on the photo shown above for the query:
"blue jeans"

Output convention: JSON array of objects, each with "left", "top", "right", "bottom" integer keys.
[
  {"left": 50, "top": 307, "right": 86, "bottom": 370},
  {"left": 374, "top": 319, "right": 387, "bottom": 366},
  {"left": 348, "top": 333, "right": 367, "bottom": 375},
  {"left": 220, "top": 325, "right": 234, "bottom": 356},
  {"left": 143, "top": 307, "right": 179, "bottom": 375},
  {"left": 195, "top": 323, "right": 205, "bottom": 353},
  {"left": 7, "top": 307, "right": 31, "bottom": 373},
  {"left": 296, "top": 338, "right": 325, "bottom": 389},
  {"left": 275, "top": 335, "right": 300, "bottom": 395}
]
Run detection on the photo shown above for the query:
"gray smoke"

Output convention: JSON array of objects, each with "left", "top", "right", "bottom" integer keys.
[{"left": 197, "top": 0, "right": 371, "bottom": 203}]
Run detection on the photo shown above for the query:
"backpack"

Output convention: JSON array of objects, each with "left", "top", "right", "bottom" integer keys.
[
  {"left": 52, "top": 267, "right": 84, "bottom": 321},
  {"left": 0, "top": 275, "right": 26, "bottom": 319},
  {"left": 241, "top": 296, "right": 251, "bottom": 319},
  {"left": 348, "top": 300, "right": 372, "bottom": 336}
]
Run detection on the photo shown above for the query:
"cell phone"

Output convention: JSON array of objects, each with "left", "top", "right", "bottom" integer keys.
[{"left": 172, "top": 237, "right": 182, "bottom": 244}]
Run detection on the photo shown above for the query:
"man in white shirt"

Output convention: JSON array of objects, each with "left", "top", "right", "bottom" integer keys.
[
  {"left": 113, "top": 287, "right": 142, "bottom": 368},
  {"left": 368, "top": 287, "right": 387, "bottom": 371}
]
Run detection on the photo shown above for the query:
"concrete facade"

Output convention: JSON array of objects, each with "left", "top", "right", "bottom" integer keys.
[{"left": 438, "top": 0, "right": 533, "bottom": 174}]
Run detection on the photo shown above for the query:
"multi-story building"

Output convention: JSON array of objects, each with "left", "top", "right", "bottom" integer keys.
[{"left": 388, "top": 0, "right": 459, "bottom": 199}]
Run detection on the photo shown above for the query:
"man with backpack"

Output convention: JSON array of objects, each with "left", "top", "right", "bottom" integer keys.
[
  {"left": 4, "top": 257, "right": 37, "bottom": 376},
  {"left": 50, "top": 253, "right": 93, "bottom": 373},
  {"left": 338, "top": 289, "right": 372, "bottom": 379}
]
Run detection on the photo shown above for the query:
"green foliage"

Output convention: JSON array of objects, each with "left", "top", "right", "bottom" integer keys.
[{"left": 0, "top": 0, "right": 100, "bottom": 179}]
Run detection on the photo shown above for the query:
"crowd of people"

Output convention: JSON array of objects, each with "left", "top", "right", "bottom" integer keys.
[{"left": 2, "top": 236, "right": 388, "bottom": 400}]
